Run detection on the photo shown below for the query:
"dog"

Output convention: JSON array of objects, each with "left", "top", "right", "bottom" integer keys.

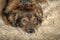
[{"left": 1, "top": 0, "right": 44, "bottom": 33}]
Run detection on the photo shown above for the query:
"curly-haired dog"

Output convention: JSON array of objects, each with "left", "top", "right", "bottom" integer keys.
[{"left": 1, "top": 0, "right": 44, "bottom": 33}]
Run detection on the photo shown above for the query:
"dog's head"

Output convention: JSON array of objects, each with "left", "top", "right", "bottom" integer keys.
[{"left": 19, "top": 13, "right": 42, "bottom": 33}]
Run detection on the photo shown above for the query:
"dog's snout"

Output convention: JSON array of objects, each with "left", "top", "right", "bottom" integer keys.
[{"left": 26, "top": 28, "right": 35, "bottom": 33}]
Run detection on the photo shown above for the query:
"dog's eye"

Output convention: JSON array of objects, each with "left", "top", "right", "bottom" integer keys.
[
  {"left": 21, "top": 18, "right": 28, "bottom": 25},
  {"left": 32, "top": 18, "right": 38, "bottom": 25}
]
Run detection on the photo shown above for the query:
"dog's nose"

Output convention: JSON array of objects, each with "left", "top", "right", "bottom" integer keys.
[{"left": 26, "top": 28, "right": 35, "bottom": 33}]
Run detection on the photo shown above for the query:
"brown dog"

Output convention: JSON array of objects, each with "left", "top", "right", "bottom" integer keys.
[{"left": 1, "top": 0, "right": 44, "bottom": 33}]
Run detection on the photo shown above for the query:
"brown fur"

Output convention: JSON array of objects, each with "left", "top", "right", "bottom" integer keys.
[{"left": 1, "top": 0, "right": 44, "bottom": 33}]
